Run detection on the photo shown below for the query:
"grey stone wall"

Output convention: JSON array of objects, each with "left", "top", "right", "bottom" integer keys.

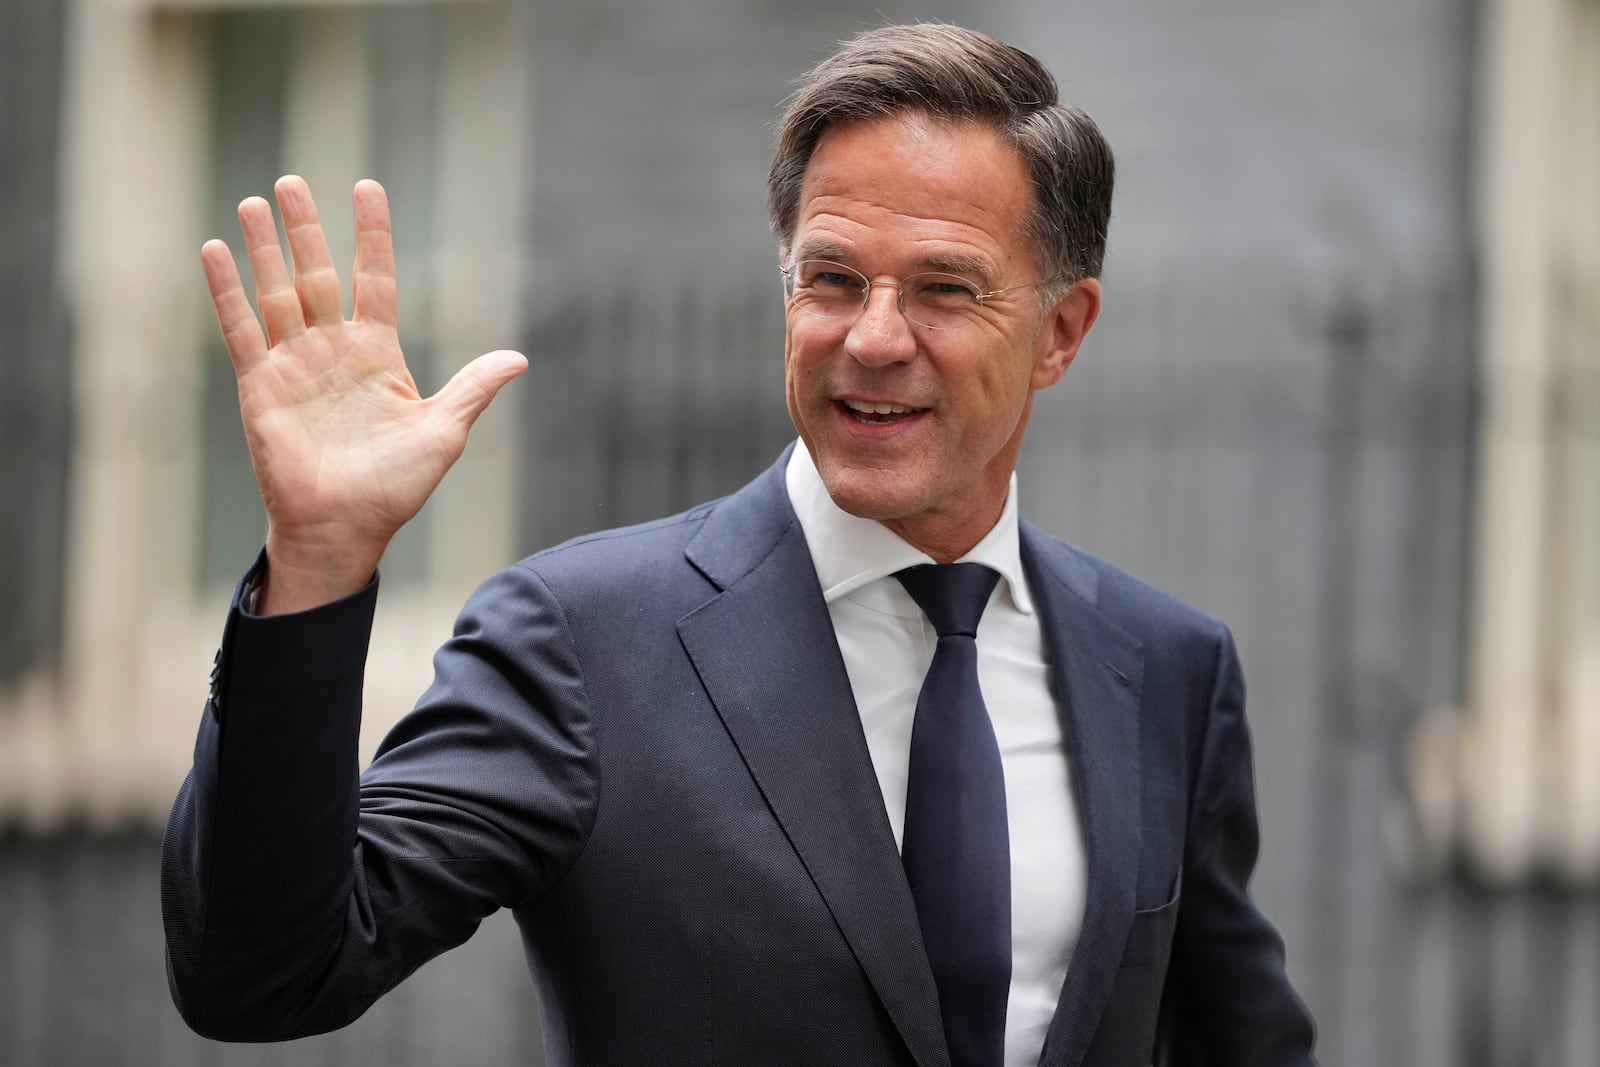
[{"left": 0, "top": 0, "right": 72, "bottom": 686}]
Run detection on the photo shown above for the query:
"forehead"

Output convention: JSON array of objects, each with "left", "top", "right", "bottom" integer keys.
[{"left": 794, "top": 113, "right": 1035, "bottom": 278}]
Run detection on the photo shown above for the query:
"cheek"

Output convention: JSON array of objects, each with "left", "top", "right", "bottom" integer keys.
[
  {"left": 966, "top": 336, "right": 1032, "bottom": 403},
  {"left": 782, "top": 320, "right": 803, "bottom": 386},
  {"left": 783, "top": 334, "right": 808, "bottom": 398},
  {"left": 783, "top": 327, "right": 820, "bottom": 428},
  {"left": 957, "top": 351, "right": 1036, "bottom": 444},
  {"left": 783, "top": 320, "right": 838, "bottom": 396}
]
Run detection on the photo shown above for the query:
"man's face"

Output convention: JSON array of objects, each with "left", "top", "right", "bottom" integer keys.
[{"left": 783, "top": 112, "right": 1098, "bottom": 560}]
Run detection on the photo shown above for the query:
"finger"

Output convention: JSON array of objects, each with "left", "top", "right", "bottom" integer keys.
[
  {"left": 432, "top": 350, "right": 529, "bottom": 431},
  {"left": 201, "top": 239, "right": 269, "bottom": 373},
  {"left": 238, "top": 195, "right": 306, "bottom": 347},
  {"left": 351, "top": 179, "right": 398, "bottom": 327},
  {"left": 275, "top": 175, "right": 345, "bottom": 327}
]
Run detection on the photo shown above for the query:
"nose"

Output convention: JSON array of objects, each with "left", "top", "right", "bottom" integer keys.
[{"left": 844, "top": 281, "right": 917, "bottom": 367}]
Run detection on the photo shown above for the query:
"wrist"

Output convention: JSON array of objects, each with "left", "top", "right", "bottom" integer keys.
[{"left": 259, "top": 526, "right": 386, "bottom": 615}]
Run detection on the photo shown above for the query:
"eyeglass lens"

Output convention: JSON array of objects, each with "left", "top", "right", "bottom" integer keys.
[{"left": 785, "top": 260, "right": 985, "bottom": 330}]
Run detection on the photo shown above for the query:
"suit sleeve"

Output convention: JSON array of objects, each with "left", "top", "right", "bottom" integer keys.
[
  {"left": 1161, "top": 626, "right": 1318, "bottom": 1066},
  {"left": 161, "top": 556, "right": 599, "bottom": 1042}
]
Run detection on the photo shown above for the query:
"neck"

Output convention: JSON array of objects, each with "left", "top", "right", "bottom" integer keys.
[{"left": 880, "top": 499, "right": 1006, "bottom": 564}]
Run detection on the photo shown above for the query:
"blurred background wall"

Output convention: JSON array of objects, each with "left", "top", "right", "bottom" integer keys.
[{"left": 1, "top": 0, "right": 1597, "bottom": 1063}]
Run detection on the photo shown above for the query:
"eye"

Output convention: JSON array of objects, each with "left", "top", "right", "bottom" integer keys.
[
  {"left": 910, "top": 273, "right": 981, "bottom": 307},
  {"left": 799, "top": 262, "right": 865, "bottom": 293}
]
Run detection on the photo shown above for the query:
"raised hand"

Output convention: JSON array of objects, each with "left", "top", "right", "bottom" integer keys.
[{"left": 202, "top": 176, "right": 527, "bottom": 614}]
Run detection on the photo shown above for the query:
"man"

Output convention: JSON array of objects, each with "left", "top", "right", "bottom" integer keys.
[{"left": 164, "top": 23, "right": 1317, "bottom": 1067}]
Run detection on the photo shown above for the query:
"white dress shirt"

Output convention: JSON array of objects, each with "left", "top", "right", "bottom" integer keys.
[{"left": 784, "top": 444, "right": 1088, "bottom": 1067}]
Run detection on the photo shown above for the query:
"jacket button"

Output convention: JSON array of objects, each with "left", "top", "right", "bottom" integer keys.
[{"left": 207, "top": 649, "right": 223, "bottom": 719}]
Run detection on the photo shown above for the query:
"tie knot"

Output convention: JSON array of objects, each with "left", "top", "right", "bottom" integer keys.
[{"left": 895, "top": 563, "right": 1000, "bottom": 638}]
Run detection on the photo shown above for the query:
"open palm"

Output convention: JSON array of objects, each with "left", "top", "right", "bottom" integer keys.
[{"left": 201, "top": 176, "right": 526, "bottom": 612}]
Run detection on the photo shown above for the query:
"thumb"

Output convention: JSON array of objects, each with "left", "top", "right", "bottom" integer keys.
[{"left": 434, "top": 349, "right": 529, "bottom": 429}]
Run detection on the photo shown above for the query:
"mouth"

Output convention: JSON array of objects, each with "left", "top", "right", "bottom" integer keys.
[{"left": 837, "top": 398, "right": 929, "bottom": 425}]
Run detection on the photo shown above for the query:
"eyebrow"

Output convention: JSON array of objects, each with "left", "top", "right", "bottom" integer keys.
[
  {"left": 792, "top": 241, "right": 999, "bottom": 286},
  {"left": 794, "top": 238, "right": 852, "bottom": 263},
  {"left": 917, "top": 253, "right": 997, "bottom": 286}
]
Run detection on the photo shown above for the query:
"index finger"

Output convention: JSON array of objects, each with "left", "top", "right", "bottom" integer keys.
[{"left": 351, "top": 179, "right": 398, "bottom": 326}]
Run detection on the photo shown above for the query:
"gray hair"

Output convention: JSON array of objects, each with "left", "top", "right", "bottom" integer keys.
[{"left": 768, "top": 24, "right": 1114, "bottom": 297}]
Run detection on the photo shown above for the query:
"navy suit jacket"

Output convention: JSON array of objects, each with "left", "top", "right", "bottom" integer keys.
[{"left": 163, "top": 451, "right": 1316, "bottom": 1066}]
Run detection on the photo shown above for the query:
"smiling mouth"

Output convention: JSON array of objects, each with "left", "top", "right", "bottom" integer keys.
[{"left": 839, "top": 399, "right": 928, "bottom": 425}]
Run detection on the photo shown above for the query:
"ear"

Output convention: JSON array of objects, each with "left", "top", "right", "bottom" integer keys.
[{"left": 1031, "top": 278, "right": 1101, "bottom": 391}]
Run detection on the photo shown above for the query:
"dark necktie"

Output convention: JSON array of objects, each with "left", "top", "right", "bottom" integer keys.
[{"left": 895, "top": 563, "right": 1010, "bottom": 1067}]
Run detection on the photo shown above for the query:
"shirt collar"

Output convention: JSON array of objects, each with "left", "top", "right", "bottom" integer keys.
[{"left": 783, "top": 440, "right": 1034, "bottom": 616}]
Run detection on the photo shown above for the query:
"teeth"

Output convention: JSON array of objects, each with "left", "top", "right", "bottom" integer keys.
[{"left": 845, "top": 400, "right": 918, "bottom": 415}]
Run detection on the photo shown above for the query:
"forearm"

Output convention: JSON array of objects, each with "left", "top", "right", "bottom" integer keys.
[
  {"left": 162, "top": 559, "right": 598, "bottom": 1042},
  {"left": 162, "top": 561, "right": 378, "bottom": 1039}
]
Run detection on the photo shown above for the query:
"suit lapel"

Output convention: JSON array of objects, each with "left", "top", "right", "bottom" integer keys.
[
  {"left": 677, "top": 457, "right": 950, "bottom": 1067},
  {"left": 1021, "top": 525, "right": 1146, "bottom": 1067}
]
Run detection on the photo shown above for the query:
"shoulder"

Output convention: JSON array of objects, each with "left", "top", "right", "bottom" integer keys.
[
  {"left": 482, "top": 449, "right": 798, "bottom": 612},
  {"left": 1020, "top": 519, "right": 1231, "bottom": 659},
  {"left": 458, "top": 498, "right": 728, "bottom": 627},
  {"left": 524, "top": 497, "right": 725, "bottom": 582}
]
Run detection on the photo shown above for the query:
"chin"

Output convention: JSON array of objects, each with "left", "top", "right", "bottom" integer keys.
[{"left": 816, "top": 461, "right": 929, "bottom": 522}]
